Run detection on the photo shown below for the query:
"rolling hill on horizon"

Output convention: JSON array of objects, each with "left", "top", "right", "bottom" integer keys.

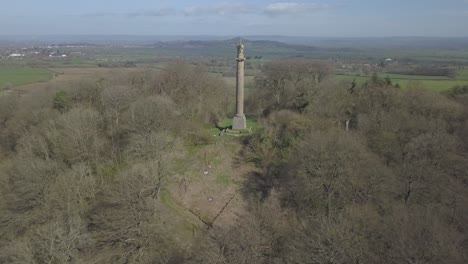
[{"left": 1, "top": 35, "right": 468, "bottom": 49}]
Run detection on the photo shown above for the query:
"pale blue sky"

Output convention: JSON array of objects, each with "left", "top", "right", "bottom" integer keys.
[{"left": 1, "top": 0, "right": 467, "bottom": 36}]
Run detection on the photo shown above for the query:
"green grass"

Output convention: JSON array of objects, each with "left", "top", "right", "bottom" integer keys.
[
  {"left": 218, "top": 118, "right": 233, "bottom": 127},
  {"left": 0, "top": 67, "right": 52, "bottom": 87},
  {"left": 215, "top": 173, "right": 231, "bottom": 186},
  {"left": 208, "top": 117, "right": 258, "bottom": 138},
  {"left": 218, "top": 117, "right": 257, "bottom": 129},
  {"left": 382, "top": 73, "right": 449, "bottom": 80},
  {"left": 246, "top": 118, "right": 258, "bottom": 130},
  {"left": 457, "top": 68, "right": 468, "bottom": 80}
]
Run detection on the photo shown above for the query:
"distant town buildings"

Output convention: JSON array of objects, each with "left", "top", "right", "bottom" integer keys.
[
  {"left": 0, "top": 44, "right": 89, "bottom": 60},
  {"left": 8, "top": 53, "right": 25, "bottom": 57},
  {"left": 49, "top": 54, "right": 67, "bottom": 58}
]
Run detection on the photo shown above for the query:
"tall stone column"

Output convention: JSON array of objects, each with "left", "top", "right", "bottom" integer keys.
[{"left": 232, "top": 41, "right": 247, "bottom": 130}]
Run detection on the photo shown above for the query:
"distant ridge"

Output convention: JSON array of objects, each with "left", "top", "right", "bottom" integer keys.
[
  {"left": 1, "top": 35, "right": 468, "bottom": 49},
  {"left": 147, "top": 38, "right": 316, "bottom": 52}
]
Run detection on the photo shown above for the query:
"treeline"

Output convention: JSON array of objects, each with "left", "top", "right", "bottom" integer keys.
[
  {"left": 0, "top": 63, "right": 229, "bottom": 263},
  {"left": 97, "top": 61, "right": 137, "bottom": 68},
  {"left": 388, "top": 66, "right": 456, "bottom": 78},
  {"left": 191, "top": 59, "right": 468, "bottom": 263},
  {"left": 0, "top": 59, "right": 467, "bottom": 263}
]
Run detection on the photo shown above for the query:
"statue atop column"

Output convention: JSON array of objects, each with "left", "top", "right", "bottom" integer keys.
[
  {"left": 237, "top": 41, "right": 244, "bottom": 59},
  {"left": 232, "top": 38, "right": 247, "bottom": 130}
]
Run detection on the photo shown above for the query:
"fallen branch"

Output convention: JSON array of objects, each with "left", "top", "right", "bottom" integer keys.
[
  {"left": 187, "top": 193, "right": 237, "bottom": 229},
  {"left": 188, "top": 208, "right": 213, "bottom": 228},
  {"left": 210, "top": 193, "right": 236, "bottom": 228}
]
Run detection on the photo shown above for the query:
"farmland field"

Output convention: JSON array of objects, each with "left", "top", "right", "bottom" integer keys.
[
  {"left": 336, "top": 69, "right": 468, "bottom": 91},
  {"left": 2, "top": 39, "right": 468, "bottom": 93},
  {"left": 0, "top": 67, "right": 52, "bottom": 87},
  {"left": 9, "top": 67, "right": 144, "bottom": 94},
  {"left": 457, "top": 68, "right": 468, "bottom": 80}
]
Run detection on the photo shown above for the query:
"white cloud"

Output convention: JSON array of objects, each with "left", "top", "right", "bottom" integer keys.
[
  {"left": 82, "top": 8, "right": 176, "bottom": 18},
  {"left": 184, "top": 3, "right": 255, "bottom": 17},
  {"left": 264, "top": 2, "right": 329, "bottom": 16},
  {"left": 82, "top": 2, "right": 331, "bottom": 20},
  {"left": 126, "top": 9, "right": 176, "bottom": 18}
]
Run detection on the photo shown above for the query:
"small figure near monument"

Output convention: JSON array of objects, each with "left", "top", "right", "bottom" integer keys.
[{"left": 232, "top": 38, "right": 247, "bottom": 130}]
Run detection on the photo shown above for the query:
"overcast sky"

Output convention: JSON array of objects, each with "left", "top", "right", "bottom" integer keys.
[{"left": 1, "top": 0, "right": 468, "bottom": 37}]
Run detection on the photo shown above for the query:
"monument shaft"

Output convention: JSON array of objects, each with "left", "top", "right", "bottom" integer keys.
[
  {"left": 233, "top": 41, "right": 247, "bottom": 130},
  {"left": 236, "top": 55, "right": 244, "bottom": 116}
]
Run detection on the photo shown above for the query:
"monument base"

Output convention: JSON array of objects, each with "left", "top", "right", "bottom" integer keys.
[{"left": 232, "top": 115, "right": 247, "bottom": 130}]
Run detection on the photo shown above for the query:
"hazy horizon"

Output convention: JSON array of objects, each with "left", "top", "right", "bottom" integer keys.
[
  {"left": 1, "top": 34, "right": 468, "bottom": 38},
  {"left": 2, "top": 0, "right": 468, "bottom": 37},
  {"left": 2, "top": 34, "right": 468, "bottom": 49}
]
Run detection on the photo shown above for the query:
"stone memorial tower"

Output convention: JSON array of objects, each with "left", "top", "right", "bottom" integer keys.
[{"left": 232, "top": 39, "right": 247, "bottom": 130}]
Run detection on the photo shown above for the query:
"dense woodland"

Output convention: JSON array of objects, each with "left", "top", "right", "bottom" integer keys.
[{"left": 1, "top": 59, "right": 468, "bottom": 263}]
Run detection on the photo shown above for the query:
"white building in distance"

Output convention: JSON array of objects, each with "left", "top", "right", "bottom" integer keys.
[{"left": 9, "top": 53, "right": 25, "bottom": 57}]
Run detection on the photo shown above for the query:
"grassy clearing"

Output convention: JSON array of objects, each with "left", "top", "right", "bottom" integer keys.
[
  {"left": 217, "top": 117, "right": 258, "bottom": 130},
  {"left": 215, "top": 172, "right": 241, "bottom": 186},
  {"left": 0, "top": 67, "right": 52, "bottom": 87},
  {"left": 215, "top": 173, "right": 231, "bottom": 186},
  {"left": 207, "top": 117, "right": 258, "bottom": 139},
  {"left": 222, "top": 117, "right": 257, "bottom": 129}
]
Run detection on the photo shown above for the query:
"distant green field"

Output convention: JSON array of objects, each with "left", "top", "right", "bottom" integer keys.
[
  {"left": 382, "top": 73, "right": 449, "bottom": 80},
  {"left": 336, "top": 70, "right": 468, "bottom": 91},
  {"left": 457, "top": 68, "right": 468, "bottom": 80},
  {"left": 0, "top": 67, "right": 52, "bottom": 87}
]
